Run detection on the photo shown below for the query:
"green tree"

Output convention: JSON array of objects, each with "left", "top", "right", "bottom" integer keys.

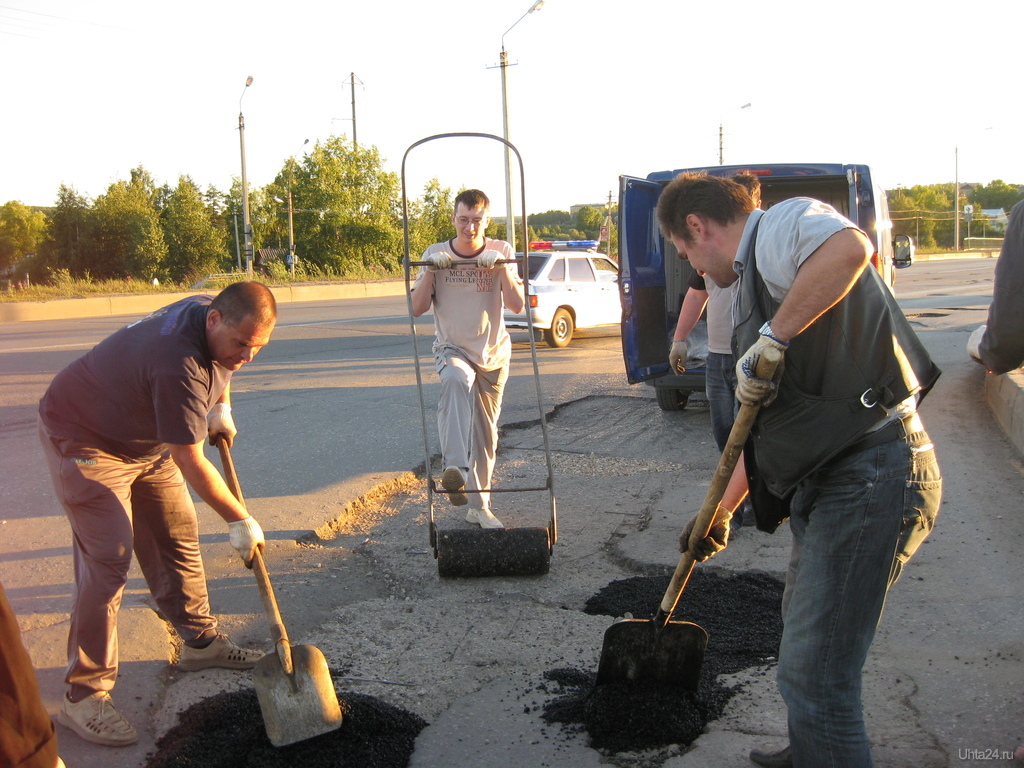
[
  {"left": 0, "top": 200, "right": 47, "bottom": 274},
  {"left": 161, "top": 175, "right": 228, "bottom": 282},
  {"left": 35, "top": 185, "right": 97, "bottom": 280},
  {"left": 573, "top": 206, "right": 605, "bottom": 238},
  {"left": 265, "top": 136, "right": 402, "bottom": 275},
  {"left": 969, "top": 180, "right": 1024, "bottom": 216},
  {"left": 406, "top": 178, "right": 453, "bottom": 260},
  {"left": 530, "top": 210, "right": 571, "bottom": 229},
  {"left": 91, "top": 166, "right": 168, "bottom": 279},
  {"left": 889, "top": 185, "right": 954, "bottom": 249}
]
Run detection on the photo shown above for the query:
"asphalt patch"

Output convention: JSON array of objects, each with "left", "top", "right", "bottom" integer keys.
[
  {"left": 542, "top": 570, "right": 784, "bottom": 753},
  {"left": 145, "top": 688, "right": 427, "bottom": 768}
]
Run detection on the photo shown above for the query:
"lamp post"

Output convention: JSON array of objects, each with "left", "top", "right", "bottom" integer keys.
[
  {"left": 238, "top": 76, "right": 254, "bottom": 276},
  {"left": 718, "top": 102, "right": 751, "bottom": 165},
  {"left": 953, "top": 126, "right": 994, "bottom": 251},
  {"left": 499, "top": 0, "right": 544, "bottom": 252},
  {"left": 954, "top": 145, "right": 960, "bottom": 252}
]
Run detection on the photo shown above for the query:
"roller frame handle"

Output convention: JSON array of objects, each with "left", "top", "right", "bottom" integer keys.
[
  {"left": 655, "top": 346, "right": 782, "bottom": 627},
  {"left": 216, "top": 438, "right": 295, "bottom": 676},
  {"left": 407, "top": 258, "right": 516, "bottom": 268}
]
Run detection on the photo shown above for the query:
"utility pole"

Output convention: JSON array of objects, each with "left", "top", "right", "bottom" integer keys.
[
  {"left": 238, "top": 76, "right": 254, "bottom": 277},
  {"left": 285, "top": 190, "right": 296, "bottom": 276},
  {"left": 350, "top": 72, "right": 359, "bottom": 149},
  {"left": 340, "top": 73, "right": 362, "bottom": 150}
]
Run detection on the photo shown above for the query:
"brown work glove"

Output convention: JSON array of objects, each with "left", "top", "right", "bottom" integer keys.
[{"left": 679, "top": 504, "right": 733, "bottom": 562}]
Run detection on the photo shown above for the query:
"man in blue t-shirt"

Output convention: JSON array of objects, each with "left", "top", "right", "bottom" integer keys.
[{"left": 38, "top": 281, "right": 276, "bottom": 747}]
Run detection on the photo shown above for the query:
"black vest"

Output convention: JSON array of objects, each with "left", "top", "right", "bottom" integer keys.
[{"left": 733, "top": 224, "right": 941, "bottom": 499}]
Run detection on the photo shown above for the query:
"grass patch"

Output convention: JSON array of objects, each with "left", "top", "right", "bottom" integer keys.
[{"left": 2, "top": 262, "right": 404, "bottom": 303}]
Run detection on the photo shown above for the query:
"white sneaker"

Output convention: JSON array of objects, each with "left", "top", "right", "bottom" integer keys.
[
  {"left": 442, "top": 467, "right": 468, "bottom": 506},
  {"left": 466, "top": 508, "right": 504, "bottom": 529},
  {"left": 178, "top": 633, "right": 264, "bottom": 671},
  {"left": 58, "top": 691, "right": 138, "bottom": 746}
]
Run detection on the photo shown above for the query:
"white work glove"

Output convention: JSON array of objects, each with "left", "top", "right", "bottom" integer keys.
[
  {"left": 424, "top": 251, "right": 453, "bottom": 272},
  {"left": 207, "top": 403, "right": 236, "bottom": 447},
  {"left": 669, "top": 340, "right": 688, "bottom": 373},
  {"left": 735, "top": 324, "right": 788, "bottom": 406},
  {"left": 477, "top": 249, "right": 502, "bottom": 269},
  {"left": 967, "top": 324, "right": 986, "bottom": 364},
  {"left": 679, "top": 504, "right": 733, "bottom": 562},
  {"left": 228, "top": 516, "right": 264, "bottom": 567}
]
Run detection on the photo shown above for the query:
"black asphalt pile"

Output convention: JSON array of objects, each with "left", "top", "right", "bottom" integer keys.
[
  {"left": 541, "top": 570, "right": 784, "bottom": 753},
  {"left": 145, "top": 688, "right": 427, "bottom": 768}
]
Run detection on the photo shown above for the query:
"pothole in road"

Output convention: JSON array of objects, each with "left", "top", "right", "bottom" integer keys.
[
  {"left": 542, "top": 570, "right": 784, "bottom": 759},
  {"left": 145, "top": 688, "right": 427, "bottom": 768}
]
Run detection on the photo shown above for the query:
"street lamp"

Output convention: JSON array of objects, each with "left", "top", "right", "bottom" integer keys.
[
  {"left": 238, "top": 75, "right": 254, "bottom": 276},
  {"left": 719, "top": 102, "right": 751, "bottom": 165},
  {"left": 499, "top": 0, "right": 544, "bottom": 251},
  {"left": 953, "top": 127, "right": 993, "bottom": 252}
]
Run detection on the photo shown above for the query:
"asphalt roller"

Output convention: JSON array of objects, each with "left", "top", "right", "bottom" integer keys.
[{"left": 400, "top": 132, "right": 557, "bottom": 579}]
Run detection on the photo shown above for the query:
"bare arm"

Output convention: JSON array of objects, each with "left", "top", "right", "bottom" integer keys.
[
  {"left": 768, "top": 228, "right": 872, "bottom": 343},
  {"left": 168, "top": 442, "right": 250, "bottom": 523},
  {"left": 410, "top": 270, "right": 435, "bottom": 317},
  {"left": 673, "top": 287, "right": 710, "bottom": 342},
  {"left": 501, "top": 265, "right": 525, "bottom": 314}
]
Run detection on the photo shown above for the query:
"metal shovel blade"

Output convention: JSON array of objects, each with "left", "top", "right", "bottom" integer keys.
[
  {"left": 436, "top": 527, "right": 551, "bottom": 578},
  {"left": 253, "top": 643, "right": 343, "bottom": 747},
  {"left": 596, "top": 618, "right": 709, "bottom": 690}
]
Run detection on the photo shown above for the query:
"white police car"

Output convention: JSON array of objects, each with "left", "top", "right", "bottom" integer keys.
[{"left": 503, "top": 241, "right": 621, "bottom": 348}]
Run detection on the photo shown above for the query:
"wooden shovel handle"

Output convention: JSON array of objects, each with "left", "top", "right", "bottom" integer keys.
[
  {"left": 215, "top": 438, "right": 294, "bottom": 675},
  {"left": 656, "top": 346, "right": 782, "bottom": 626}
]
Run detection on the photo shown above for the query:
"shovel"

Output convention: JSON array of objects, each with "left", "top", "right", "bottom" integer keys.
[
  {"left": 596, "top": 346, "right": 781, "bottom": 690},
  {"left": 216, "top": 439, "right": 344, "bottom": 747}
]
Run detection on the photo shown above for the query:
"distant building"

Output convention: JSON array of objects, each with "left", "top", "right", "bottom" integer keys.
[
  {"left": 981, "top": 208, "right": 1009, "bottom": 233},
  {"left": 570, "top": 203, "right": 609, "bottom": 216}
]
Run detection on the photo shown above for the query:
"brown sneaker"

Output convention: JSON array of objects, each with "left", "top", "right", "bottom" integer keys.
[
  {"left": 178, "top": 634, "right": 264, "bottom": 671},
  {"left": 58, "top": 692, "right": 138, "bottom": 746},
  {"left": 442, "top": 467, "right": 468, "bottom": 506}
]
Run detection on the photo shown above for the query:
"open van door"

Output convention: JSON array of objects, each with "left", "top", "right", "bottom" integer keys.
[{"left": 618, "top": 175, "right": 670, "bottom": 384}]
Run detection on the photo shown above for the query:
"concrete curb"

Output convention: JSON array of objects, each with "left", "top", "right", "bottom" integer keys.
[
  {"left": 0, "top": 280, "right": 408, "bottom": 323},
  {"left": 985, "top": 368, "right": 1024, "bottom": 459}
]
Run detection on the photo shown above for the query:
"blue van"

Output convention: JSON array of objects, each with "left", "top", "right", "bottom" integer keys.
[{"left": 618, "top": 163, "right": 914, "bottom": 410}]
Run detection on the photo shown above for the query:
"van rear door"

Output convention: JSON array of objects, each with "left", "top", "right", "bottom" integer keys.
[{"left": 618, "top": 175, "right": 670, "bottom": 385}]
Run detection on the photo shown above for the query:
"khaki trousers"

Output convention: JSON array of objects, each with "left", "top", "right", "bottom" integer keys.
[
  {"left": 435, "top": 354, "right": 507, "bottom": 511},
  {"left": 38, "top": 420, "right": 217, "bottom": 700}
]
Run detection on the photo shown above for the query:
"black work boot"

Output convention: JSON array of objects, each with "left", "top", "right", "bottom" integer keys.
[{"left": 750, "top": 744, "right": 793, "bottom": 768}]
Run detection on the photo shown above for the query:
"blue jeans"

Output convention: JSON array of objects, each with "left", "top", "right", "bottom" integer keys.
[
  {"left": 705, "top": 352, "right": 738, "bottom": 452},
  {"left": 778, "top": 425, "right": 941, "bottom": 768},
  {"left": 706, "top": 352, "right": 752, "bottom": 525}
]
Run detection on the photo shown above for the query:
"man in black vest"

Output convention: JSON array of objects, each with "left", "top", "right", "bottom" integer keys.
[{"left": 657, "top": 173, "right": 942, "bottom": 768}]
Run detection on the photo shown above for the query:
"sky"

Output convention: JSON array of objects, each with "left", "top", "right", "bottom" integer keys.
[{"left": 2, "top": 0, "right": 1022, "bottom": 219}]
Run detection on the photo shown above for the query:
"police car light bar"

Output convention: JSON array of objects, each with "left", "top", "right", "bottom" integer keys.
[{"left": 528, "top": 240, "right": 600, "bottom": 251}]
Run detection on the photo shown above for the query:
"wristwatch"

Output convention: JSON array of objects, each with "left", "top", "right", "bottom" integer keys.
[{"left": 759, "top": 321, "right": 789, "bottom": 347}]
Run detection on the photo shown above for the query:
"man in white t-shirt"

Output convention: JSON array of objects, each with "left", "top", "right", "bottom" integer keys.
[{"left": 411, "top": 189, "right": 525, "bottom": 528}]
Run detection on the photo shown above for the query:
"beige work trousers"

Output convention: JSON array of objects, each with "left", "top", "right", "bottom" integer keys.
[
  {"left": 38, "top": 420, "right": 217, "bottom": 700},
  {"left": 435, "top": 353, "right": 507, "bottom": 511}
]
